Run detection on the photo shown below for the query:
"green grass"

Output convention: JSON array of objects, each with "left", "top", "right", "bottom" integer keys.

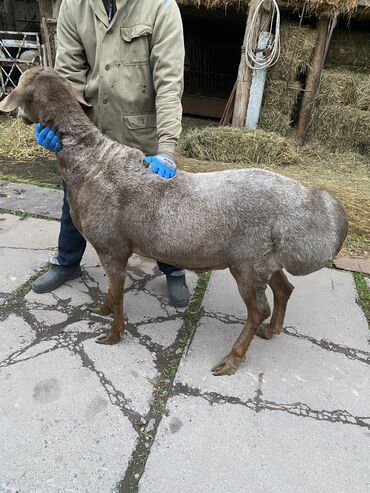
[
  {"left": 0, "top": 174, "right": 62, "bottom": 190},
  {"left": 353, "top": 273, "right": 370, "bottom": 328},
  {"left": 118, "top": 271, "right": 211, "bottom": 492},
  {"left": 0, "top": 208, "right": 57, "bottom": 221}
]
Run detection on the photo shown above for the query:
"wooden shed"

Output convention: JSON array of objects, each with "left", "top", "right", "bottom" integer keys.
[{"left": 0, "top": 0, "right": 369, "bottom": 142}]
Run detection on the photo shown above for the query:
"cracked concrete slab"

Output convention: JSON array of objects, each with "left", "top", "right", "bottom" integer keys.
[
  {"left": 83, "top": 335, "right": 159, "bottom": 416},
  {"left": 0, "top": 180, "right": 63, "bottom": 218},
  {"left": 140, "top": 395, "right": 370, "bottom": 493},
  {"left": 0, "top": 214, "right": 59, "bottom": 298},
  {"left": 0, "top": 349, "right": 137, "bottom": 493},
  {"left": 176, "top": 316, "right": 369, "bottom": 416},
  {"left": 284, "top": 268, "right": 369, "bottom": 351},
  {"left": 138, "top": 319, "right": 183, "bottom": 347},
  {"left": 204, "top": 268, "right": 369, "bottom": 351},
  {"left": 0, "top": 314, "right": 35, "bottom": 362},
  {"left": 30, "top": 308, "right": 69, "bottom": 326},
  {"left": 0, "top": 247, "right": 51, "bottom": 295},
  {"left": 176, "top": 317, "right": 259, "bottom": 401},
  {"left": 1, "top": 189, "right": 369, "bottom": 493}
]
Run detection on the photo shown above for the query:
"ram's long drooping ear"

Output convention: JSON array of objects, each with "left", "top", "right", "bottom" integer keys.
[
  {"left": 64, "top": 80, "right": 92, "bottom": 108},
  {"left": 0, "top": 86, "right": 26, "bottom": 112}
]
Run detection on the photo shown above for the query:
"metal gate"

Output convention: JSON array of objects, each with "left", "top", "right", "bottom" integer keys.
[{"left": 0, "top": 31, "right": 43, "bottom": 97}]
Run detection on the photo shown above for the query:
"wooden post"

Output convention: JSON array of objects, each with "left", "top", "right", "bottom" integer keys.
[
  {"left": 52, "top": 0, "right": 63, "bottom": 19},
  {"left": 232, "top": 0, "right": 273, "bottom": 127},
  {"left": 232, "top": 0, "right": 260, "bottom": 127},
  {"left": 296, "top": 13, "right": 335, "bottom": 144},
  {"left": 38, "top": 0, "right": 53, "bottom": 19}
]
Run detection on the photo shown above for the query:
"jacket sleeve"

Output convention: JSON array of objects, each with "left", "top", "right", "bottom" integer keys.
[
  {"left": 54, "top": 0, "right": 88, "bottom": 97},
  {"left": 150, "top": 0, "right": 185, "bottom": 155}
]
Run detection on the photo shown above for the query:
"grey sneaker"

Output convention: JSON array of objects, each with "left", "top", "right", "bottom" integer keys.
[
  {"left": 166, "top": 274, "right": 190, "bottom": 307},
  {"left": 32, "top": 264, "right": 82, "bottom": 293}
]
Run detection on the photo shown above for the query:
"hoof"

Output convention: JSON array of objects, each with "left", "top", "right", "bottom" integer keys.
[
  {"left": 256, "top": 324, "right": 274, "bottom": 340},
  {"left": 95, "top": 333, "right": 120, "bottom": 345},
  {"left": 89, "top": 304, "right": 111, "bottom": 316},
  {"left": 212, "top": 354, "right": 241, "bottom": 376}
]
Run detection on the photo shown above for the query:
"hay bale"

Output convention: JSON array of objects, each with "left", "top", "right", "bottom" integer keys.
[
  {"left": 259, "top": 109, "right": 293, "bottom": 136},
  {"left": 259, "top": 80, "right": 301, "bottom": 134},
  {"left": 176, "top": 0, "right": 357, "bottom": 13},
  {"left": 0, "top": 116, "right": 48, "bottom": 160},
  {"left": 178, "top": 126, "right": 300, "bottom": 165},
  {"left": 318, "top": 69, "right": 370, "bottom": 110},
  {"left": 326, "top": 29, "right": 370, "bottom": 72},
  {"left": 259, "top": 22, "right": 316, "bottom": 136},
  {"left": 268, "top": 22, "right": 318, "bottom": 82},
  {"left": 310, "top": 105, "right": 370, "bottom": 155},
  {"left": 358, "top": 85, "right": 370, "bottom": 112},
  {"left": 176, "top": 0, "right": 246, "bottom": 9}
]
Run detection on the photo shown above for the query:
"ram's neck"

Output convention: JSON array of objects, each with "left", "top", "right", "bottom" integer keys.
[{"left": 39, "top": 99, "right": 146, "bottom": 188}]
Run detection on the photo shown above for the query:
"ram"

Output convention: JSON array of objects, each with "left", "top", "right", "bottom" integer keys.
[{"left": 0, "top": 67, "right": 348, "bottom": 376}]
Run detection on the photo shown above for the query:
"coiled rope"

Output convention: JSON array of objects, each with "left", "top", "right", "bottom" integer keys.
[{"left": 245, "top": 0, "right": 281, "bottom": 70}]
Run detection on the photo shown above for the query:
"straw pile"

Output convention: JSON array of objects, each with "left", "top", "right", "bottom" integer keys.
[
  {"left": 178, "top": 126, "right": 300, "bottom": 165},
  {"left": 305, "top": 0, "right": 357, "bottom": 14},
  {"left": 176, "top": 0, "right": 358, "bottom": 13},
  {"left": 0, "top": 116, "right": 48, "bottom": 159},
  {"left": 259, "top": 22, "right": 317, "bottom": 135},
  {"left": 310, "top": 105, "right": 370, "bottom": 155}
]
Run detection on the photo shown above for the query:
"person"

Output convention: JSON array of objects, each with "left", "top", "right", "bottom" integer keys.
[{"left": 32, "top": 0, "right": 190, "bottom": 307}]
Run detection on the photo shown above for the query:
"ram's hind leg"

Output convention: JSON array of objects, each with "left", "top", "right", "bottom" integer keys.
[
  {"left": 212, "top": 267, "right": 271, "bottom": 376},
  {"left": 256, "top": 270, "right": 294, "bottom": 340}
]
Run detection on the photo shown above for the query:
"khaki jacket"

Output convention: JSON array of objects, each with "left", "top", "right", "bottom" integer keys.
[{"left": 55, "top": 0, "right": 185, "bottom": 155}]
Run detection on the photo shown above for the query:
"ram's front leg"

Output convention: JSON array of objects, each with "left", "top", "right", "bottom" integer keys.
[{"left": 95, "top": 270, "right": 126, "bottom": 345}]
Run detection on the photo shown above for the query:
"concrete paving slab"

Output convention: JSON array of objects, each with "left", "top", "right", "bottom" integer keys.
[
  {"left": 177, "top": 316, "right": 369, "bottom": 416},
  {"left": 284, "top": 268, "right": 369, "bottom": 351},
  {"left": 176, "top": 317, "right": 259, "bottom": 400},
  {"left": 1, "top": 186, "right": 369, "bottom": 493},
  {"left": 140, "top": 395, "right": 370, "bottom": 493},
  {"left": 0, "top": 314, "right": 35, "bottom": 362},
  {"left": 0, "top": 214, "right": 59, "bottom": 299},
  {"left": 0, "top": 349, "right": 137, "bottom": 493},
  {"left": 30, "top": 308, "right": 69, "bottom": 326},
  {"left": 138, "top": 319, "right": 183, "bottom": 347},
  {"left": 0, "top": 247, "right": 51, "bottom": 295},
  {"left": 247, "top": 333, "right": 369, "bottom": 417},
  {"left": 0, "top": 213, "right": 59, "bottom": 249},
  {"left": 204, "top": 268, "right": 369, "bottom": 352},
  {"left": 13, "top": 339, "right": 56, "bottom": 362},
  {"left": 334, "top": 256, "right": 370, "bottom": 275},
  {"left": 0, "top": 180, "right": 63, "bottom": 218},
  {"left": 83, "top": 335, "right": 159, "bottom": 416}
]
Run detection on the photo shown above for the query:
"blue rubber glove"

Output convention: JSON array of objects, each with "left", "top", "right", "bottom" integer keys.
[
  {"left": 145, "top": 152, "right": 176, "bottom": 179},
  {"left": 35, "top": 122, "right": 62, "bottom": 153}
]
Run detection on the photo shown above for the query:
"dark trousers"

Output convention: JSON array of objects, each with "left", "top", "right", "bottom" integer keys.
[{"left": 57, "top": 184, "right": 182, "bottom": 276}]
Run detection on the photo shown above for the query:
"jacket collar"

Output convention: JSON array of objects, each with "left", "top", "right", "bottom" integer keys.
[
  {"left": 88, "top": 0, "right": 109, "bottom": 27},
  {"left": 88, "top": 0, "right": 132, "bottom": 28}
]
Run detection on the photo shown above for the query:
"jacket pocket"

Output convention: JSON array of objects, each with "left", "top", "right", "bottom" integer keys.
[
  {"left": 122, "top": 114, "right": 157, "bottom": 155},
  {"left": 123, "top": 114, "right": 156, "bottom": 130},
  {"left": 120, "top": 25, "right": 152, "bottom": 66}
]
